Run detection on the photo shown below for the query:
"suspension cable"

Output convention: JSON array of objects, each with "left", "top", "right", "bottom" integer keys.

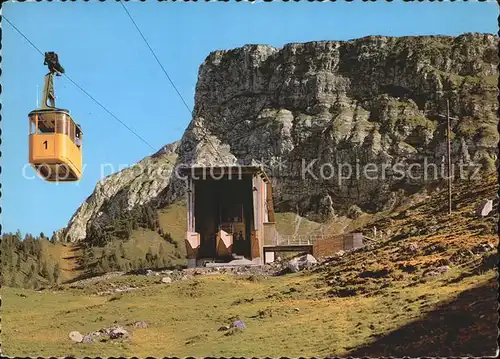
[
  {"left": 120, "top": 3, "right": 230, "bottom": 166},
  {"left": 3, "top": 15, "right": 164, "bottom": 157}
]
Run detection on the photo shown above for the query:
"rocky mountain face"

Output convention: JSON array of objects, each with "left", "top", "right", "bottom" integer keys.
[
  {"left": 62, "top": 33, "right": 498, "bottom": 243},
  {"left": 61, "top": 142, "right": 179, "bottom": 242}
]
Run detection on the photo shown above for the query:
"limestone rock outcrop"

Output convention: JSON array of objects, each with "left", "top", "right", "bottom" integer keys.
[{"left": 62, "top": 33, "right": 498, "bottom": 243}]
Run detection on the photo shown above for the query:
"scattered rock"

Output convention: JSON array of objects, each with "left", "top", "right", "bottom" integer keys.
[
  {"left": 423, "top": 265, "right": 450, "bottom": 277},
  {"left": 146, "top": 269, "right": 154, "bottom": 276},
  {"left": 403, "top": 243, "right": 419, "bottom": 254},
  {"left": 471, "top": 242, "right": 495, "bottom": 254},
  {"left": 109, "top": 326, "right": 129, "bottom": 340},
  {"left": 133, "top": 321, "right": 148, "bottom": 328},
  {"left": 257, "top": 308, "right": 273, "bottom": 318},
  {"left": 114, "top": 286, "right": 136, "bottom": 293},
  {"left": 294, "top": 307, "right": 300, "bottom": 312},
  {"left": 161, "top": 277, "right": 172, "bottom": 284},
  {"left": 476, "top": 199, "right": 493, "bottom": 217},
  {"left": 218, "top": 325, "right": 231, "bottom": 331},
  {"left": 69, "top": 331, "right": 83, "bottom": 343},
  {"left": 82, "top": 335, "right": 94, "bottom": 344},
  {"left": 449, "top": 249, "right": 474, "bottom": 264},
  {"left": 423, "top": 243, "right": 448, "bottom": 255},
  {"left": 287, "top": 260, "right": 301, "bottom": 273},
  {"left": 232, "top": 320, "right": 246, "bottom": 329},
  {"left": 287, "top": 254, "right": 318, "bottom": 273},
  {"left": 347, "top": 205, "right": 364, "bottom": 219}
]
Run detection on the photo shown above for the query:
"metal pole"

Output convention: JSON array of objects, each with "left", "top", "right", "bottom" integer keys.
[{"left": 446, "top": 98, "right": 452, "bottom": 215}]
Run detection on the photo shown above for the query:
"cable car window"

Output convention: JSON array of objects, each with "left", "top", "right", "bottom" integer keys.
[
  {"left": 29, "top": 117, "right": 37, "bottom": 135},
  {"left": 55, "top": 113, "right": 70, "bottom": 136},
  {"left": 37, "top": 114, "right": 56, "bottom": 133},
  {"left": 69, "top": 120, "right": 75, "bottom": 142},
  {"left": 75, "top": 125, "right": 82, "bottom": 147}
]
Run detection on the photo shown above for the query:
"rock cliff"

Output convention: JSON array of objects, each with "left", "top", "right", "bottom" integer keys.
[
  {"left": 61, "top": 142, "right": 179, "bottom": 242},
  {"left": 62, "top": 33, "right": 498, "bottom": 243}
]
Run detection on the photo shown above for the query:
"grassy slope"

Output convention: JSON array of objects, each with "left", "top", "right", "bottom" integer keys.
[
  {"left": 3, "top": 241, "right": 84, "bottom": 286},
  {"left": 1, "top": 267, "right": 495, "bottom": 357},
  {"left": 52, "top": 200, "right": 326, "bottom": 283},
  {"left": 47, "top": 203, "right": 190, "bottom": 283},
  {"left": 2, "top": 175, "right": 497, "bottom": 356}
]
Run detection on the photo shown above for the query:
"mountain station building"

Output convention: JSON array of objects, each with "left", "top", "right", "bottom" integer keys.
[{"left": 179, "top": 165, "right": 277, "bottom": 267}]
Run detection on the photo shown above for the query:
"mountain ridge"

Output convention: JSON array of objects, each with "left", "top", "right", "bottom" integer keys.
[{"left": 60, "top": 32, "right": 498, "bottom": 243}]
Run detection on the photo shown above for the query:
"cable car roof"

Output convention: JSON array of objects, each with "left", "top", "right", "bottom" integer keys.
[
  {"left": 29, "top": 108, "right": 71, "bottom": 116},
  {"left": 29, "top": 108, "right": 82, "bottom": 131}
]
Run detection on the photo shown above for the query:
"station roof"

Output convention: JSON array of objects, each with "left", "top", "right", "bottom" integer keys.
[{"left": 177, "top": 165, "right": 271, "bottom": 183}]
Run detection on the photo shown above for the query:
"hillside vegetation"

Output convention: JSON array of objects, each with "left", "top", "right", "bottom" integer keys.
[{"left": 1, "top": 174, "right": 497, "bottom": 357}]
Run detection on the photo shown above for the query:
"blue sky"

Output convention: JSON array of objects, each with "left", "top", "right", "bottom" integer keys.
[{"left": 1, "top": 1, "right": 497, "bottom": 237}]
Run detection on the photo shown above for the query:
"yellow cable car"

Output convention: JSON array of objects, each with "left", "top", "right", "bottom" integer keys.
[{"left": 29, "top": 53, "right": 83, "bottom": 182}]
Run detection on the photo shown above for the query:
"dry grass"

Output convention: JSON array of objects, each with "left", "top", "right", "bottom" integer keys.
[
  {"left": 2, "top": 173, "right": 497, "bottom": 357},
  {"left": 1, "top": 264, "right": 495, "bottom": 357}
]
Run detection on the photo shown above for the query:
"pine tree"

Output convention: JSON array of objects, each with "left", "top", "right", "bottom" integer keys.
[
  {"left": 111, "top": 249, "right": 121, "bottom": 270},
  {"left": 100, "top": 256, "right": 111, "bottom": 272},
  {"left": 95, "top": 262, "right": 105, "bottom": 274},
  {"left": 132, "top": 219, "right": 139, "bottom": 230},
  {"left": 125, "top": 221, "right": 133, "bottom": 239},
  {"left": 119, "top": 242, "right": 126, "bottom": 259},
  {"left": 138, "top": 258, "right": 145, "bottom": 270},
  {"left": 23, "top": 235, "right": 33, "bottom": 256},
  {"left": 158, "top": 243, "right": 166, "bottom": 260},
  {"left": 145, "top": 247, "right": 154, "bottom": 265},
  {"left": 9, "top": 274, "right": 17, "bottom": 288},
  {"left": 154, "top": 255, "right": 161, "bottom": 269},
  {"left": 53, "top": 263, "right": 60, "bottom": 284},
  {"left": 25, "top": 264, "right": 36, "bottom": 289},
  {"left": 40, "top": 262, "right": 50, "bottom": 279},
  {"left": 35, "top": 241, "right": 43, "bottom": 260}
]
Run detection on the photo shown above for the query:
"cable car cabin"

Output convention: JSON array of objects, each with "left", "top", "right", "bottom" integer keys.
[{"left": 28, "top": 108, "right": 83, "bottom": 182}]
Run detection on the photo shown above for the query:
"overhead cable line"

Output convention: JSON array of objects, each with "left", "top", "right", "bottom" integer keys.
[
  {"left": 120, "top": 2, "right": 192, "bottom": 115},
  {"left": 120, "top": 2, "right": 230, "bottom": 167},
  {"left": 3, "top": 15, "right": 165, "bottom": 158}
]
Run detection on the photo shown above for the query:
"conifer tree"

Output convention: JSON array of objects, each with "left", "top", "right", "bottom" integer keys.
[
  {"left": 40, "top": 262, "right": 49, "bottom": 279},
  {"left": 53, "top": 263, "right": 60, "bottom": 284},
  {"left": 119, "top": 242, "right": 126, "bottom": 259},
  {"left": 145, "top": 247, "right": 154, "bottom": 265},
  {"left": 100, "top": 256, "right": 111, "bottom": 272},
  {"left": 9, "top": 275, "right": 17, "bottom": 288}
]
